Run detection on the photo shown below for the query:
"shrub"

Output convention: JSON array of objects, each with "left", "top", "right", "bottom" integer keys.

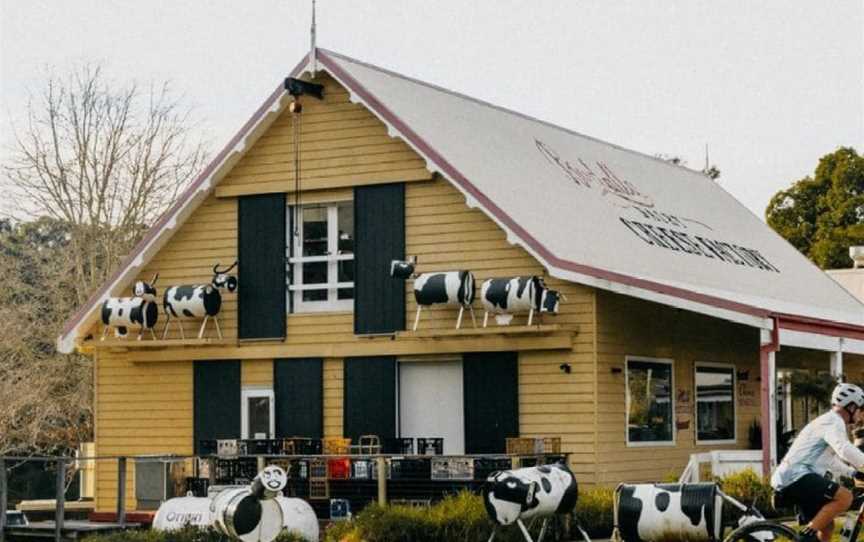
[
  {"left": 82, "top": 526, "right": 307, "bottom": 542},
  {"left": 714, "top": 467, "right": 787, "bottom": 519},
  {"left": 322, "top": 491, "right": 546, "bottom": 542},
  {"left": 574, "top": 485, "right": 615, "bottom": 538}
]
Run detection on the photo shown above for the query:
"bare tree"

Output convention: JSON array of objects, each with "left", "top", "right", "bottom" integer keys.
[
  {"left": 4, "top": 64, "right": 207, "bottom": 305},
  {"left": 0, "top": 65, "right": 207, "bottom": 456}
]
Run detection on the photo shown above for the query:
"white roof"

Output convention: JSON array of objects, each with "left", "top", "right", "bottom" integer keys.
[
  {"left": 58, "top": 49, "right": 864, "bottom": 353},
  {"left": 315, "top": 49, "right": 864, "bottom": 330}
]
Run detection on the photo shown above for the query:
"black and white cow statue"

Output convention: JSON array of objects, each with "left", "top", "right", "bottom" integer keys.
[
  {"left": 100, "top": 274, "right": 160, "bottom": 340},
  {"left": 162, "top": 261, "right": 238, "bottom": 340},
  {"left": 483, "top": 464, "right": 578, "bottom": 542},
  {"left": 615, "top": 483, "right": 723, "bottom": 542},
  {"left": 412, "top": 270, "right": 476, "bottom": 330},
  {"left": 480, "top": 276, "right": 563, "bottom": 327}
]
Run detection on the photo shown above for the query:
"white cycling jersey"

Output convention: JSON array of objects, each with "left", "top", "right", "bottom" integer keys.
[{"left": 771, "top": 410, "right": 864, "bottom": 490}]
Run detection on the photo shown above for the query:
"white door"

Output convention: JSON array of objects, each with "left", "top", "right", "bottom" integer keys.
[{"left": 399, "top": 361, "right": 465, "bottom": 455}]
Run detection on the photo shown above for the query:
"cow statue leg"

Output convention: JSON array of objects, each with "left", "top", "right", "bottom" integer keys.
[
  {"left": 527, "top": 308, "right": 535, "bottom": 326},
  {"left": 487, "top": 526, "right": 497, "bottom": 542},
  {"left": 198, "top": 316, "right": 209, "bottom": 339},
  {"left": 162, "top": 317, "right": 171, "bottom": 340},
  {"left": 213, "top": 316, "right": 223, "bottom": 340},
  {"left": 456, "top": 306, "right": 464, "bottom": 329},
  {"left": 412, "top": 306, "right": 422, "bottom": 331},
  {"left": 149, "top": 327, "right": 157, "bottom": 340},
  {"left": 516, "top": 519, "right": 535, "bottom": 542},
  {"left": 483, "top": 311, "right": 490, "bottom": 328},
  {"left": 101, "top": 326, "right": 110, "bottom": 341},
  {"left": 469, "top": 306, "right": 478, "bottom": 328}
]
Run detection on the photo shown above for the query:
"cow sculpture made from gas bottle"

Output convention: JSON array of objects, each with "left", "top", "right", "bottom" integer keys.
[
  {"left": 480, "top": 276, "right": 564, "bottom": 327},
  {"left": 390, "top": 258, "right": 477, "bottom": 331},
  {"left": 483, "top": 463, "right": 585, "bottom": 542},
  {"left": 100, "top": 274, "right": 160, "bottom": 340},
  {"left": 162, "top": 261, "right": 238, "bottom": 339},
  {"left": 153, "top": 465, "right": 318, "bottom": 542}
]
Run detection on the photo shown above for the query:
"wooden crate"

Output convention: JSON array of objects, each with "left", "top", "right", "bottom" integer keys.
[
  {"left": 506, "top": 438, "right": 536, "bottom": 455},
  {"left": 323, "top": 437, "right": 352, "bottom": 455}
]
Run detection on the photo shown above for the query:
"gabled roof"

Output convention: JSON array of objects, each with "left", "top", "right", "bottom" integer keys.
[{"left": 57, "top": 48, "right": 864, "bottom": 353}]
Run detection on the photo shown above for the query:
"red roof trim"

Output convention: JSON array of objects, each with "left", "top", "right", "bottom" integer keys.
[
  {"left": 317, "top": 50, "right": 773, "bottom": 320},
  {"left": 58, "top": 54, "right": 310, "bottom": 341}
]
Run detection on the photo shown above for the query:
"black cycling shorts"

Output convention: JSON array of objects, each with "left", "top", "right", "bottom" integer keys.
[{"left": 779, "top": 473, "right": 841, "bottom": 523}]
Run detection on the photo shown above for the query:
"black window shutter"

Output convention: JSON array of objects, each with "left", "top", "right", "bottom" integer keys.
[
  {"left": 274, "top": 358, "right": 323, "bottom": 438},
  {"left": 238, "top": 194, "right": 286, "bottom": 340},
  {"left": 343, "top": 356, "right": 396, "bottom": 440},
  {"left": 193, "top": 360, "right": 241, "bottom": 454},
  {"left": 463, "top": 351, "right": 519, "bottom": 453},
  {"left": 354, "top": 184, "right": 405, "bottom": 334}
]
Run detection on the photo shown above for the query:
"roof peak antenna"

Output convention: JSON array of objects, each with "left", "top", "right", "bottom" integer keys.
[{"left": 310, "top": 0, "right": 317, "bottom": 77}]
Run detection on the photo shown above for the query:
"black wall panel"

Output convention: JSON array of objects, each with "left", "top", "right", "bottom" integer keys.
[
  {"left": 354, "top": 184, "right": 405, "bottom": 334},
  {"left": 193, "top": 360, "right": 241, "bottom": 454},
  {"left": 463, "top": 351, "right": 519, "bottom": 454},
  {"left": 274, "top": 358, "right": 323, "bottom": 438},
  {"left": 343, "top": 356, "right": 396, "bottom": 441},
  {"left": 238, "top": 194, "right": 286, "bottom": 340}
]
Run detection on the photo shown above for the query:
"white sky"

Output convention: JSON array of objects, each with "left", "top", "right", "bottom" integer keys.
[{"left": 1, "top": 1, "right": 862, "bottom": 218}]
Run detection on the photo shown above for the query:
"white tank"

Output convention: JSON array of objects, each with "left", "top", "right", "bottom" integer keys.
[
  {"left": 275, "top": 496, "right": 320, "bottom": 542},
  {"left": 616, "top": 483, "right": 723, "bottom": 542},
  {"left": 153, "top": 465, "right": 306, "bottom": 542}
]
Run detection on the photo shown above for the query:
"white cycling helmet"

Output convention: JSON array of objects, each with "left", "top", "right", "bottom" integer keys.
[{"left": 832, "top": 382, "right": 864, "bottom": 410}]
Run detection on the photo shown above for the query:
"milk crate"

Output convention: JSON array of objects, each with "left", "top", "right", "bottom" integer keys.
[
  {"left": 310, "top": 459, "right": 328, "bottom": 479},
  {"left": 474, "top": 457, "right": 513, "bottom": 480},
  {"left": 328, "top": 458, "right": 351, "bottom": 480},
  {"left": 216, "top": 439, "right": 239, "bottom": 457},
  {"left": 416, "top": 437, "right": 444, "bottom": 455},
  {"left": 323, "top": 437, "right": 351, "bottom": 455},
  {"left": 390, "top": 457, "right": 432, "bottom": 480},
  {"left": 431, "top": 457, "right": 474, "bottom": 481},
  {"left": 537, "top": 437, "right": 561, "bottom": 454},
  {"left": 390, "top": 499, "right": 432, "bottom": 508},
  {"left": 348, "top": 435, "right": 381, "bottom": 455},
  {"left": 282, "top": 437, "right": 322, "bottom": 455},
  {"left": 383, "top": 437, "right": 415, "bottom": 455},
  {"left": 185, "top": 477, "right": 209, "bottom": 497},
  {"left": 505, "top": 438, "right": 535, "bottom": 455},
  {"left": 309, "top": 479, "right": 329, "bottom": 499},
  {"left": 245, "top": 439, "right": 280, "bottom": 455},
  {"left": 330, "top": 498, "right": 352, "bottom": 520},
  {"left": 198, "top": 440, "right": 218, "bottom": 456},
  {"left": 352, "top": 459, "right": 373, "bottom": 480}
]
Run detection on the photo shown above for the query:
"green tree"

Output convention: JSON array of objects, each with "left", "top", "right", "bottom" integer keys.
[{"left": 766, "top": 147, "right": 864, "bottom": 269}]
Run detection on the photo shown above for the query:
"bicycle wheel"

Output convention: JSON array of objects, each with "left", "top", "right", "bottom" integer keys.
[{"left": 724, "top": 520, "right": 800, "bottom": 542}]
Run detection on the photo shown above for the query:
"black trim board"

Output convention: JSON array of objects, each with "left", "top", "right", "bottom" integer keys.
[
  {"left": 343, "top": 356, "right": 396, "bottom": 441},
  {"left": 463, "top": 351, "right": 519, "bottom": 454},
  {"left": 193, "top": 360, "right": 241, "bottom": 454},
  {"left": 274, "top": 358, "right": 323, "bottom": 438}
]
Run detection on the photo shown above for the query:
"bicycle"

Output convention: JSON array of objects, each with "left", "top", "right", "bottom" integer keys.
[{"left": 723, "top": 485, "right": 864, "bottom": 542}]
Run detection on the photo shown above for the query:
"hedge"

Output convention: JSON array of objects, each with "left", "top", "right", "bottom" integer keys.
[{"left": 81, "top": 526, "right": 308, "bottom": 542}]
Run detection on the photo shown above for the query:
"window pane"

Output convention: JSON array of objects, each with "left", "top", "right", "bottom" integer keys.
[
  {"left": 627, "top": 360, "right": 673, "bottom": 443},
  {"left": 248, "top": 396, "right": 270, "bottom": 438},
  {"left": 302, "top": 262, "right": 328, "bottom": 301},
  {"left": 303, "top": 207, "right": 328, "bottom": 256},
  {"left": 337, "top": 203, "right": 354, "bottom": 255},
  {"left": 338, "top": 260, "right": 354, "bottom": 300},
  {"left": 696, "top": 366, "right": 735, "bottom": 441}
]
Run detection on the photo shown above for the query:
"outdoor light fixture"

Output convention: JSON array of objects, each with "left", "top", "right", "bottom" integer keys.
[{"left": 559, "top": 363, "right": 571, "bottom": 374}]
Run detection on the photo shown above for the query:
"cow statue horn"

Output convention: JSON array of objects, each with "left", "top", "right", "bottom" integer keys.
[{"left": 213, "top": 261, "right": 238, "bottom": 275}]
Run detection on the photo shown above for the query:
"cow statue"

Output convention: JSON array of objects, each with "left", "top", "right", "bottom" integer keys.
[
  {"left": 483, "top": 463, "right": 579, "bottom": 542},
  {"left": 480, "top": 276, "right": 564, "bottom": 327},
  {"left": 614, "top": 483, "right": 724, "bottom": 542},
  {"left": 390, "top": 259, "right": 477, "bottom": 331},
  {"left": 162, "top": 261, "right": 238, "bottom": 340},
  {"left": 100, "top": 274, "right": 159, "bottom": 340}
]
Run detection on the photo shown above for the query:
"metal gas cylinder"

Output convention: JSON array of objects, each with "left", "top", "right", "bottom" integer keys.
[
  {"left": 275, "top": 496, "right": 320, "bottom": 542},
  {"left": 154, "top": 465, "right": 291, "bottom": 542}
]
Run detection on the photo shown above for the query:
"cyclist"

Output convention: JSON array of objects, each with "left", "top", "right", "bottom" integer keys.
[{"left": 771, "top": 382, "right": 864, "bottom": 542}]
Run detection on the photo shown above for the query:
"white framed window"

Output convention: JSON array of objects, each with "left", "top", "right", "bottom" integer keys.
[
  {"left": 241, "top": 388, "right": 275, "bottom": 439},
  {"left": 288, "top": 202, "right": 354, "bottom": 312},
  {"left": 625, "top": 356, "right": 675, "bottom": 447},
  {"left": 695, "top": 362, "right": 737, "bottom": 444}
]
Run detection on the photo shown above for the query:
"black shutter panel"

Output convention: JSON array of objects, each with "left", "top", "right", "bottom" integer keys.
[
  {"left": 343, "top": 356, "right": 396, "bottom": 440},
  {"left": 463, "top": 351, "right": 519, "bottom": 454},
  {"left": 354, "top": 184, "right": 405, "bottom": 334},
  {"left": 193, "top": 360, "right": 241, "bottom": 454},
  {"left": 238, "top": 194, "right": 286, "bottom": 340},
  {"left": 274, "top": 358, "right": 323, "bottom": 438}
]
